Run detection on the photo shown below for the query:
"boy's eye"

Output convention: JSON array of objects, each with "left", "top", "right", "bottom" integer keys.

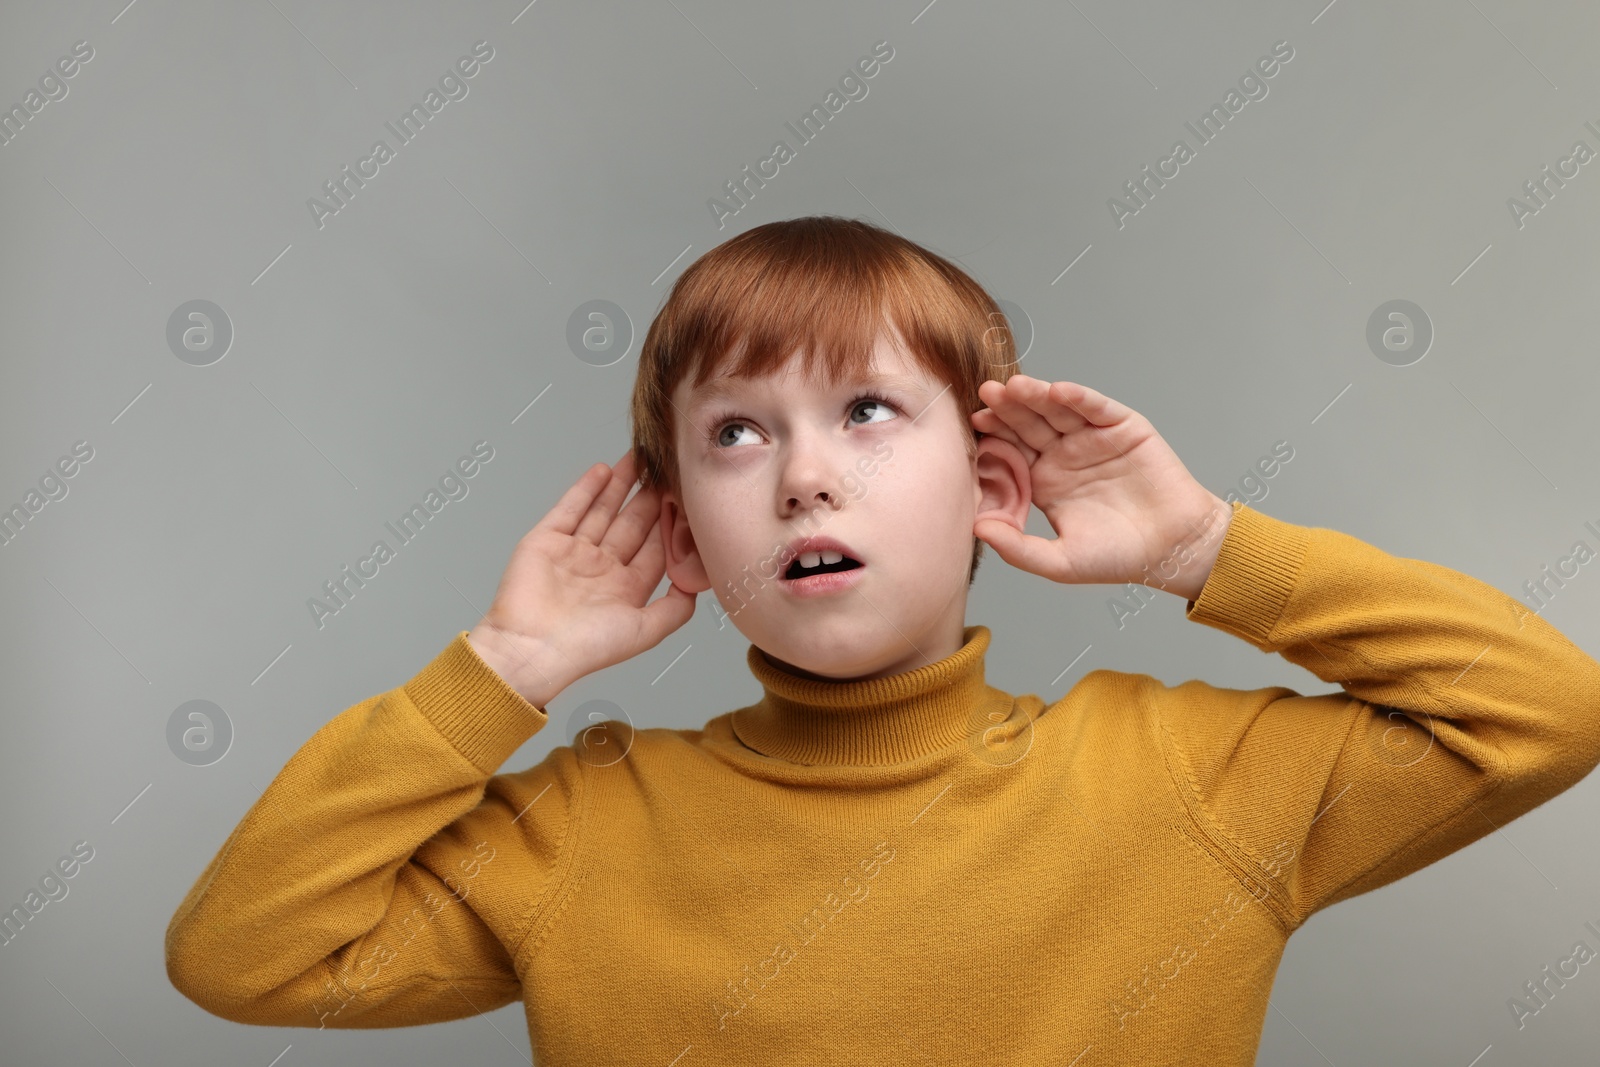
[
  {"left": 848, "top": 396, "right": 898, "bottom": 425},
  {"left": 712, "top": 421, "right": 760, "bottom": 448},
  {"left": 708, "top": 393, "right": 899, "bottom": 448}
]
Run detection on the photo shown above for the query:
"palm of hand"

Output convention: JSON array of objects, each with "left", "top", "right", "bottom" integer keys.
[
  {"left": 474, "top": 452, "right": 697, "bottom": 698},
  {"left": 505, "top": 522, "right": 662, "bottom": 667}
]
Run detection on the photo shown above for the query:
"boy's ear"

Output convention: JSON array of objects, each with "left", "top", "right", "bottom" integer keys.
[
  {"left": 659, "top": 490, "right": 712, "bottom": 594},
  {"left": 973, "top": 435, "right": 1031, "bottom": 534}
]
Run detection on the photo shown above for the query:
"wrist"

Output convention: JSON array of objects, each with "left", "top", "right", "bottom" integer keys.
[
  {"left": 465, "top": 624, "right": 574, "bottom": 709},
  {"left": 1141, "top": 495, "right": 1235, "bottom": 602}
]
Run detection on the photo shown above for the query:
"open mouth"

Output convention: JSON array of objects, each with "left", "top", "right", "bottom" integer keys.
[{"left": 783, "top": 553, "right": 865, "bottom": 581}]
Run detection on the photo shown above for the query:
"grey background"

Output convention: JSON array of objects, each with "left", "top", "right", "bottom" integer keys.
[{"left": 2, "top": 0, "right": 1598, "bottom": 1063}]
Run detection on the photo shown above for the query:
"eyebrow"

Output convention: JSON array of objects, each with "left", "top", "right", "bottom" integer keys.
[{"left": 687, "top": 371, "right": 929, "bottom": 415}]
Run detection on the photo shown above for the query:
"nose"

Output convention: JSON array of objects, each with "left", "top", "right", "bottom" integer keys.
[{"left": 777, "top": 429, "right": 846, "bottom": 517}]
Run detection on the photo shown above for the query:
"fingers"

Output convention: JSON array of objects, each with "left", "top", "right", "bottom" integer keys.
[
  {"left": 538, "top": 457, "right": 621, "bottom": 537},
  {"left": 1017, "top": 377, "right": 1131, "bottom": 430},
  {"left": 638, "top": 577, "right": 697, "bottom": 646},
  {"left": 977, "top": 378, "right": 1061, "bottom": 453},
  {"left": 970, "top": 408, "right": 1038, "bottom": 464},
  {"left": 975, "top": 517, "right": 1068, "bottom": 584},
  {"left": 603, "top": 478, "right": 667, "bottom": 566},
  {"left": 572, "top": 450, "right": 639, "bottom": 544},
  {"left": 979, "top": 376, "right": 1132, "bottom": 452}
]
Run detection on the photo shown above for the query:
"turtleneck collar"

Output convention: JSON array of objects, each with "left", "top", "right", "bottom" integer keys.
[{"left": 731, "top": 625, "right": 1004, "bottom": 766}]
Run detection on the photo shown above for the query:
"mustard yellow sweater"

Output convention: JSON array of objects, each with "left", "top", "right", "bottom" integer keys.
[{"left": 165, "top": 503, "right": 1600, "bottom": 1064}]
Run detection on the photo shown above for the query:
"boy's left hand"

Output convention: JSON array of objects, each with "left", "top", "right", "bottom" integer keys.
[{"left": 970, "top": 374, "right": 1233, "bottom": 599}]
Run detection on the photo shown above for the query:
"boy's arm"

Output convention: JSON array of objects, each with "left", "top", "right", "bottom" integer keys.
[
  {"left": 165, "top": 632, "right": 584, "bottom": 1029},
  {"left": 1153, "top": 503, "right": 1600, "bottom": 931}
]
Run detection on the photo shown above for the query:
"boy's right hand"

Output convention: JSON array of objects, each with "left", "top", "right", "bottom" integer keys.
[{"left": 466, "top": 450, "right": 696, "bottom": 708}]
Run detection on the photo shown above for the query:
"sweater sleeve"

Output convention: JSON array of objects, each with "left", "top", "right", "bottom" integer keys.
[
  {"left": 165, "top": 631, "right": 585, "bottom": 1029},
  {"left": 1154, "top": 502, "right": 1600, "bottom": 932}
]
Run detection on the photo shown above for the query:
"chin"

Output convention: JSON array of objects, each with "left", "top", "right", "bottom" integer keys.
[{"left": 761, "top": 626, "right": 891, "bottom": 677}]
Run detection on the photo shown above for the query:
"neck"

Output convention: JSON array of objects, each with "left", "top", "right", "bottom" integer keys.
[{"left": 733, "top": 625, "right": 1011, "bottom": 765}]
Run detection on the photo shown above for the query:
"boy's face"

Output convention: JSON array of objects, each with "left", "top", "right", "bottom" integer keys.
[{"left": 658, "top": 323, "right": 1029, "bottom": 682}]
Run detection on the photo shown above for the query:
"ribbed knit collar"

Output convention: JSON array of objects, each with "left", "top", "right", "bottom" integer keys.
[{"left": 732, "top": 625, "right": 997, "bottom": 766}]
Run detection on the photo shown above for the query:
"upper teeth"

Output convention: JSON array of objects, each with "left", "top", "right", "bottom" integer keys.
[{"left": 799, "top": 550, "right": 844, "bottom": 568}]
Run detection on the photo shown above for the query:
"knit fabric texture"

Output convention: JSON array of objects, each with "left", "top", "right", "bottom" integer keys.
[{"left": 166, "top": 503, "right": 1600, "bottom": 1064}]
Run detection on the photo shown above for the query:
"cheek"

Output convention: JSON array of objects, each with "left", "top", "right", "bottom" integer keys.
[
  {"left": 688, "top": 488, "right": 772, "bottom": 576},
  {"left": 871, "top": 468, "right": 972, "bottom": 557}
]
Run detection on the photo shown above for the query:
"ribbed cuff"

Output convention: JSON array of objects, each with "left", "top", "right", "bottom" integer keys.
[
  {"left": 402, "top": 631, "right": 549, "bottom": 774},
  {"left": 1183, "top": 503, "right": 1311, "bottom": 648}
]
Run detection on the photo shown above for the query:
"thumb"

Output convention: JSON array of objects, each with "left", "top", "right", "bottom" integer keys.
[
  {"left": 976, "top": 518, "right": 1063, "bottom": 582},
  {"left": 640, "top": 581, "right": 697, "bottom": 644}
]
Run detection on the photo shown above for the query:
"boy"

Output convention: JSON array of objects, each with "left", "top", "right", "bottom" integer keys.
[{"left": 166, "top": 216, "right": 1600, "bottom": 1065}]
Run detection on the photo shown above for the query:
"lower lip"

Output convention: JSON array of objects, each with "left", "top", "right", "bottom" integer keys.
[{"left": 779, "top": 565, "right": 866, "bottom": 598}]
